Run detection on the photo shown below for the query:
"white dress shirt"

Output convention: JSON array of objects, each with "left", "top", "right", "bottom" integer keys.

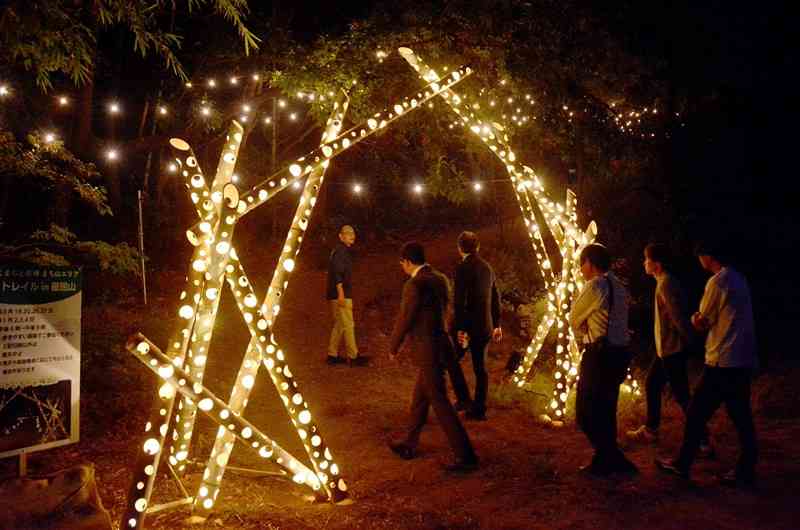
[{"left": 569, "top": 272, "right": 630, "bottom": 347}]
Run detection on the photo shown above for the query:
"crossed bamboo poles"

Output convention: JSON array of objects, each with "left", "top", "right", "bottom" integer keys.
[{"left": 121, "top": 63, "right": 473, "bottom": 529}]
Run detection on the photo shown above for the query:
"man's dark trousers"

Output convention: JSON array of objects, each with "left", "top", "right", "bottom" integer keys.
[
  {"left": 645, "top": 350, "right": 692, "bottom": 430},
  {"left": 447, "top": 337, "right": 490, "bottom": 414},
  {"left": 575, "top": 345, "right": 629, "bottom": 468},
  {"left": 405, "top": 357, "right": 476, "bottom": 462},
  {"left": 675, "top": 366, "right": 757, "bottom": 478}
]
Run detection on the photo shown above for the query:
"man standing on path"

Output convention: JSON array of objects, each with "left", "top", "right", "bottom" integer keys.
[
  {"left": 447, "top": 231, "right": 502, "bottom": 421},
  {"left": 387, "top": 241, "right": 478, "bottom": 473},
  {"left": 657, "top": 242, "right": 758, "bottom": 487},
  {"left": 627, "top": 243, "right": 713, "bottom": 456},
  {"left": 326, "top": 225, "right": 367, "bottom": 366}
]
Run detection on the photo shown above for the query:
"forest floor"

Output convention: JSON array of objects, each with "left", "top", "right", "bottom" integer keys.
[{"left": 2, "top": 224, "right": 799, "bottom": 530}]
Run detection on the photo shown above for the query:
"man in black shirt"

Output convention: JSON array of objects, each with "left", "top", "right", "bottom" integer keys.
[{"left": 326, "top": 225, "right": 367, "bottom": 366}]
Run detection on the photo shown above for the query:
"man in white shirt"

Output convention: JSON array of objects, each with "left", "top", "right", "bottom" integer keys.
[
  {"left": 657, "top": 242, "right": 757, "bottom": 487},
  {"left": 570, "top": 244, "right": 637, "bottom": 476}
]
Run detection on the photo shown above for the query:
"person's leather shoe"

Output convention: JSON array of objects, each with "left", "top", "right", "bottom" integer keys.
[
  {"left": 326, "top": 355, "right": 343, "bottom": 365},
  {"left": 442, "top": 456, "right": 479, "bottom": 474},
  {"left": 348, "top": 356, "right": 370, "bottom": 367},
  {"left": 655, "top": 458, "right": 689, "bottom": 480},
  {"left": 388, "top": 442, "right": 415, "bottom": 460}
]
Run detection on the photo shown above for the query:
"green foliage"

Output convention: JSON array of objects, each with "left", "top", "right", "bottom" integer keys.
[
  {"left": 0, "top": 131, "right": 110, "bottom": 216},
  {"left": 0, "top": 0, "right": 259, "bottom": 89},
  {"left": 2, "top": 224, "right": 142, "bottom": 276}
]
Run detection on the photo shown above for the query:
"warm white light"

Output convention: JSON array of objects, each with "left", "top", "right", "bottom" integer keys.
[
  {"left": 473, "top": 182, "right": 482, "bottom": 191},
  {"left": 167, "top": 163, "right": 177, "bottom": 173},
  {"left": 201, "top": 106, "right": 211, "bottom": 116},
  {"left": 106, "top": 149, "right": 119, "bottom": 160},
  {"left": 0, "top": 85, "right": 9, "bottom": 96},
  {"left": 208, "top": 79, "right": 216, "bottom": 88},
  {"left": 413, "top": 183, "right": 423, "bottom": 194},
  {"left": 159, "top": 106, "right": 168, "bottom": 115},
  {"left": 43, "top": 133, "right": 56, "bottom": 144},
  {"left": 252, "top": 73, "right": 260, "bottom": 81},
  {"left": 353, "top": 184, "right": 362, "bottom": 194},
  {"left": 292, "top": 181, "right": 301, "bottom": 189},
  {"left": 231, "top": 174, "right": 240, "bottom": 183},
  {"left": 264, "top": 117, "right": 272, "bottom": 124},
  {"left": 289, "top": 112, "right": 297, "bottom": 121},
  {"left": 58, "top": 96, "right": 69, "bottom": 106},
  {"left": 109, "top": 102, "right": 120, "bottom": 114},
  {"left": 185, "top": 81, "right": 193, "bottom": 88},
  {"left": 230, "top": 77, "right": 238, "bottom": 85},
  {"left": 242, "top": 104, "right": 251, "bottom": 113},
  {"left": 278, "top": 99, "right": 286, "bottom": 108}
]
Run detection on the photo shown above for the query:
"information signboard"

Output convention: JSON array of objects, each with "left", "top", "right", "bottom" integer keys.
[{"left": 0, "top": 265, "right": 81, "bottom": 458}]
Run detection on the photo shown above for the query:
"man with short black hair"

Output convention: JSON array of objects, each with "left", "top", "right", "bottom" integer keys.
[
  {"left": 447, "top": 231, "right": 502, "bottom": 421},
  {"left": 657, "top": 242, "right": 758, "bottom": 487},
  {"left": 569, "top": 243, "right": 637, "bottom": 476},
  {"left": 387, "top": 241, "right": 478, "bottom": 473},
  {"left": 326, "top": 225, "right": 367, "bottom": 366}
]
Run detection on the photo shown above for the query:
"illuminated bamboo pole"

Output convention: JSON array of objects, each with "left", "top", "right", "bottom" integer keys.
[
  {"left": 120, "top": 140, "right": 223, "bottom": 528},
  {"left": 193, "top": 95, "right": 352, "bottom": 513},
  {"left": 399, "top": 49, "right": 601, "bottom": 407},
  {"left": 124, "top": 334, "right": 324, "bottom": 502},
  {"left": 168, "top": 125, "right": 245, "bottom": 470},
  {"left": 235, "top": 65, "right": 473, "bottom": 217}
]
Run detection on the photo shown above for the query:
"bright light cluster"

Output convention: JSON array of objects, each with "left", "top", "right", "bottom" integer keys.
[
  {"left": 399, "top": 47, "right": 601, "bottom": 421},
  {"left": 120, "top": 66, "right": 472, "bottom": 525}
]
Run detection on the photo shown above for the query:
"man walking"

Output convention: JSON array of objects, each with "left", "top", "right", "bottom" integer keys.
[
  {"left": 326, "top": 225, "right": 367, "bottom": 366},
  {"left": 627, "top": 243, "right": 712, "bottom": 455},
  {"left": 387, "top": 241, "right": 478, "bottom": 473},
  {"left": 570, "top": 244, "right": 637, "bottom": 476},
  {"left": 448, "top": 231, "right": 502, "bottom": 421},
  {"left": 657, "top": 242, "right": 758, "bottom": 487}
]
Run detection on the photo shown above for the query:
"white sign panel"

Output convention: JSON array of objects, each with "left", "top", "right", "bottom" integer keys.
[{"left": 0, "top": 265, "right": 81, "bottom": 458}]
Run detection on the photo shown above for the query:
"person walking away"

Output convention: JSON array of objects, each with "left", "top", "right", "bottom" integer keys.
[
  {"left": 627, "top": 243, "right": 713, "bottom": 456},
  {"left": 387, "top": 241, "right": 478, "bottom": 473},
  {"left": 447, "top": 231, "right": 502, "bottom": 421},
  {"left": 570, "top": 244, "right": 637, "bottom": 476},
  {"left": 657, "top": 242, "right": 758, "bottom": 487},
  {"left": 326, "top": 225, "right": 368, "bottom": 366}
]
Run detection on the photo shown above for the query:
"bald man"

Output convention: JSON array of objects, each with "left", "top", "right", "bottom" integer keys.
[{"left": 326, "top": 225, "right": 367, "bottom": 366}]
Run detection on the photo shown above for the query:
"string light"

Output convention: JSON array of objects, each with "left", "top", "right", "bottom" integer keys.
[
  {"left": 108, "top": 101, "right": 121, "bottom": 114},
  {"left": 413, "top": 183, "right": 423, "bottom": 194},
  {"left": 158, "top": 106, "right": 168, "bottom": 115},
  {"left": 352, "top": 183, "right": 362, "bottom": 194},
  {"left": 43, "top": 132, "right": 56, "bottom": 144},
  {"left": 0, "top": 84, "right": 9, "bottom": 96},
  {"left": 106, "top": 148, "right": 119, "bottom": 161},
  {"left": 473, "top": 182, "right": 482, "bottom": 191},
  {"left": 278, "top": 99, "right": 286, "bottom": 108},
  {"left": 58, "top": 96, "right": 69, "bottom": 106},
  {"left": 289, "top": 112, "right": 297, "bottom": 121},
  {"left": 167, "top": 162, "right": 177, "bottom": 173}
]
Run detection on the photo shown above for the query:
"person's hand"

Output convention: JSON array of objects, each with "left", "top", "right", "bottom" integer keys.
[
  {"left": 691, "top": 312, "right": 709, "bottom": 331},
  {"left": 337, "top": 297, "right": 347, "bottom": 308},
  {"left": 457, "top": 330, "right": 468, "bottom": 348},
  {"left": 492, "top": 327, "right": 503, "bottom": 343}
]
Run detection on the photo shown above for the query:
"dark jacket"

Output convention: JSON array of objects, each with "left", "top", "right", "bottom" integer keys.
[
  {"left": 389, "top": 265, "right": 456, "bottom": 367},
  {"left": 326, "top": 242, "right": 353, "bottom": 300},
  {"left": 454, "top": 253, "right": 500, "bottom": 341}
]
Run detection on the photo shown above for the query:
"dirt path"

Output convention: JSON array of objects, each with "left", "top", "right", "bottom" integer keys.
[{"left": 3, "top": 226, "right": 798, "bottom": 529}]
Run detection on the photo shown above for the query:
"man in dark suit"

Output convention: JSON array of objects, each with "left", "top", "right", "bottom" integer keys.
[
  {"left": 448, "top": 231, "right": 502, "bottom": 421},
  {"left": 388, "top": 241, "right": 479, "bottom": 473}
]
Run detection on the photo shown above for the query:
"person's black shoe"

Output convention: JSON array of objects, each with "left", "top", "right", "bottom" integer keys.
[
  {"left": 388, "top": 442, "right": 416, "bottom": 460},
  {"left": 465, "top": 409, "right": 487, "bottom": 421},
  {"left": 579, "top": 460, "right": 613, "bottom": 477},
  {"left": 348, "top": 355, "right": 370, "bottom": 367},
  {"left": 442, "top": 456, "right": 479, "bottom": 474},
  {"left": 326, "top": 355, "right": 343, "bottom": 365},
  {"left": 454, "top": 400, "right": 472, "bottom": 412},
  {"left": 718, "top": 469, "right": 757, "bottom": 489},
  {"left": 655, "top": 458, "right": 690, "bottom": 480}
]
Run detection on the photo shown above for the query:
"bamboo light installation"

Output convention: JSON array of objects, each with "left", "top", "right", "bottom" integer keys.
[
  {"left": 122, "top": 66, "right": 472, "bottom": 529},
  {"left": 399, "top": 47, "right": 597, "bottom": 422}
]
